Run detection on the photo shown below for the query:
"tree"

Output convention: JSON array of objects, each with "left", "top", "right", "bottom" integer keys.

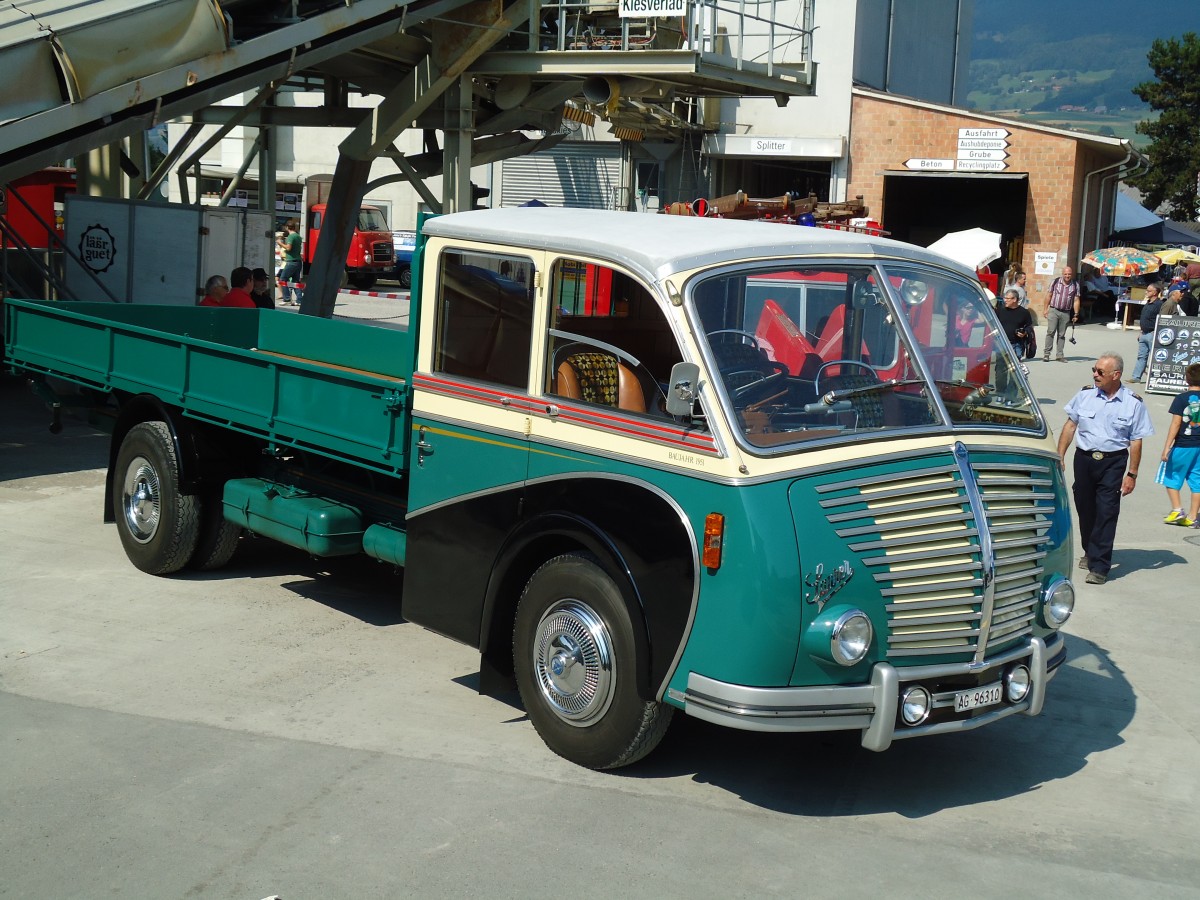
[{"left": 1130, "top": 33, "right": 1200, "bottom": 220}]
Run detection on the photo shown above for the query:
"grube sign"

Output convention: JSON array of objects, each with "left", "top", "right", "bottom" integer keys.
[{"left": 956, "top": 127, "right": 1009, "bottom": 172}]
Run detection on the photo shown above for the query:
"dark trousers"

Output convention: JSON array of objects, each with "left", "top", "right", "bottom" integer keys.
[{"left": 1072, "top": 448, "right": 1127, "bottom": 575}]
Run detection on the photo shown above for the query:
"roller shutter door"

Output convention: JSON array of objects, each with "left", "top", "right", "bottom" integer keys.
[{"left": 499, "top": 142, "right": 622, "bottom": 209}]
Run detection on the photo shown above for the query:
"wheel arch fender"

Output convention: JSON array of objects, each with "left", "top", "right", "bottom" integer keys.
[
  {"left": 480, "top": 511, "right": 653, "bottom": 699},
  {"left": 480, "top": 475, "right": 699, "bottom": 702}
]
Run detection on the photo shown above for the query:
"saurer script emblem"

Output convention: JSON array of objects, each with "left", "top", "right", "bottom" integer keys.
[{"left": 804, "top": 561, "right": 854, "bottom": 612}]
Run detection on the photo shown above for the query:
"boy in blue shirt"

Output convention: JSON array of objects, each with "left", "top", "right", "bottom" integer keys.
[{"left": 1161, "top": 362, "right": 1200, "bottom": 527}]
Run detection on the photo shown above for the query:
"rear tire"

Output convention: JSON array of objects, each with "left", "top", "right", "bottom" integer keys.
[
  {"left": 513, "top": 552, "right": 672, "bottom": 769},
  {"left": 113, "top": 422, "right": 200, "bottom": 574},
  {"left": 188, "top": 495, "right": 242, "bottom": 571},
  {"left": 398, "top": 266, "right": 412, "bottom": 290}
]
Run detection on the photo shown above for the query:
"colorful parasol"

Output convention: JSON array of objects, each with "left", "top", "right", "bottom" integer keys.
[
  {"left": 1153, "top": 248, "right": 1200, "bottom": 266},
  {"left": 1081, "top": 246, "right": 1162, "bottom": 277}
]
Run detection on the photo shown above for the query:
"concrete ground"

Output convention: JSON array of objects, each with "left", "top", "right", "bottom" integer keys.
[{"left": 1, "top": 303, "right": 1197, "bottom": 899}]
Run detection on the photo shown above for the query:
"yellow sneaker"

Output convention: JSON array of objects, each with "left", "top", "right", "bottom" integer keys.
[{"left": 1165, "top": 509, "right": 1188, "bottom": 525}]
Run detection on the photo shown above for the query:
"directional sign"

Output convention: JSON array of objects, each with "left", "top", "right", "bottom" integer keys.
[
  {"left": 957, "top": 149, "right": 1010, "bottom": 161},
  {"left": 958, "top": 127, "right": 1010, "bottom": 140},
  {"left": 956, "top": 159, "right": 1008, "bottom": 172},
  {"left": 904, "top": 158, "right": 954, "bottom": 171},
  {"left": 957, "top": 138, "right": 1008, "bottom": 151}
]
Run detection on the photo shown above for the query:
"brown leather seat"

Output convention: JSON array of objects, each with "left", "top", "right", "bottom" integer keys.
[{"left": 555, "top": 352, "right": 646, "bottom": 413}]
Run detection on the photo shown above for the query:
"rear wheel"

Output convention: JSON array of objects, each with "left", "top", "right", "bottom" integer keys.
[
  {"left": 513, "top": 552, "right": 672, "bottom": 769},
  {"left": 398, "top": 266, "right": 412, "bottom": 290},
  {"left": 188, "top": 495, "right": 242, "bottom": 571},
  {"left": 113, "top": 422, "right": 199, "bottom": 574}
]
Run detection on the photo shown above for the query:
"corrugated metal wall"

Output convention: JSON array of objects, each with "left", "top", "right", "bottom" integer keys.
[{"left": 499, "top": 142, "right": 622, "bottom": 209}]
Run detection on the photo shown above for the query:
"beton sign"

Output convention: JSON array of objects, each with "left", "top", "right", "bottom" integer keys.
[
  {"left": 619, "top": 0, "right": 686, "bottom": 15},
  {"left": 905, "top": 158, "right": 954, "bottom": 171}
]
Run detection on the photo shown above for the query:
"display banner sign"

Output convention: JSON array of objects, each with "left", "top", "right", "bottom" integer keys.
[{"left": 1147, "top": 315, "right": 1200, "bottom": 395}]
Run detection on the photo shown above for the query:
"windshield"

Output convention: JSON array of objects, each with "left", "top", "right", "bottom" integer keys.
[
  {"left": 690, "top": 262, "right": 1041, "bottom": 449},
  {"left": 357, "top": 208, "right": 388, "bottom": 231}
]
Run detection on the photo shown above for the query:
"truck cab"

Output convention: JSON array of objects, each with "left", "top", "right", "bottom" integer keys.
[{"left": 305, "top": 202, "right": 393, "bottom": 290}]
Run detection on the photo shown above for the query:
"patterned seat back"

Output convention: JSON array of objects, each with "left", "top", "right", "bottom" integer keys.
[
  {"left": 556, "top": 352, "right": 647, "bottom": 412},
  {"left": 822, "top": 373, "right": 885, "bottom": 428}
]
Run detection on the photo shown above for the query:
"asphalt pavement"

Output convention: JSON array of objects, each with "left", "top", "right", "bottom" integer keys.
[{"left": 1, "top": 307, "right": 1197, "bottom": 899}]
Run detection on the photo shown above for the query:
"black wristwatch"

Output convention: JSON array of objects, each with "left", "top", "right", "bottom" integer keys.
[{"left": 1126, "top": 472, "right": 1137, "bottom": 479}]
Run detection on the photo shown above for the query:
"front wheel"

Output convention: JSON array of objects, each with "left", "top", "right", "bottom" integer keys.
[
  {"left": 348, "top": 274, "right": 376, "bottom": 290},
  {"left": 513, "top": 552, "right": 672, "bottom": 769},
  {"left": 112, "top": 421, "right": 200, "bottom": 574}
]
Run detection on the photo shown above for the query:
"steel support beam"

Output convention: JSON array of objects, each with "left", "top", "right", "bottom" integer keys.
[{"left": 302, "top": 0, "right": 527, "bottom": 318}]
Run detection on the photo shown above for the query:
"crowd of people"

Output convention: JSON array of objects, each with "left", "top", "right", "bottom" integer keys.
[
  {"left": 997, "top": 257, "right": 1200, "bottom": 585},
  {"left": 197, "top": 219, "right": 304, "bottom": 310}
]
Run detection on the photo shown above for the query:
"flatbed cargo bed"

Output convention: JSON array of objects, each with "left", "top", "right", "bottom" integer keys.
[{"left": 3, "top": 300, "right": 412, "bottom": 475}]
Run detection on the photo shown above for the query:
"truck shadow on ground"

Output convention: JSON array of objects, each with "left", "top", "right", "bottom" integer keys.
[
  {"left": 628, "top": 633, "right": 1132, "bottom": 818},
  {"left": 0, "top": 377, "right": 110, "bottom": 480},
  {"left": 184, "top": 536, "right": 407, "bottom": 627}
]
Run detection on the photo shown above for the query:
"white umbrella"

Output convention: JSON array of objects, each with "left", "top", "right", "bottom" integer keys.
[{"left": 926, "top": 228, "right": 1002, "bottom": 271}]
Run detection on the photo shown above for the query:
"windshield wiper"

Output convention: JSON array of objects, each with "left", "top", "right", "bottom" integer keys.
[{"left": 818, "top": 378, "right": 926, "bottom": 405}]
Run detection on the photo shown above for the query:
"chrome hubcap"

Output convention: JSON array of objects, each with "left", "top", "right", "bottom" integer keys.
[
  {"left": 122, "top": 457, "right": 160, "bottom": 543},
  {"left": 532, "top": 599, "right": 615, "bottom": 726}
]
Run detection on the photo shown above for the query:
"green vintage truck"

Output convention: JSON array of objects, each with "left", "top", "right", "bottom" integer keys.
[{"left": 4, "top": 207, "right": 1075, "bottom": 769}]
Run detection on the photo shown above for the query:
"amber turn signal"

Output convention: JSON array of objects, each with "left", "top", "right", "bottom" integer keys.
[{"left": 703, "top": 512, "right": 725, "bottom": 569}]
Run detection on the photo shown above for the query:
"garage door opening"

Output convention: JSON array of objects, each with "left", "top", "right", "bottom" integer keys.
[{"left": 883, "top": 172, "right": 1029, "bottom": 268}]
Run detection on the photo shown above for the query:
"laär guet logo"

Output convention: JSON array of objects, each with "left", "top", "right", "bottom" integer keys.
[{"left": 79, "top": 223, "right": 116, "bottom": 273}]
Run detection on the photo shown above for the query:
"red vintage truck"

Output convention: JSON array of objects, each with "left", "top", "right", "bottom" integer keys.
[{"left": 301, "top": 174, "right": 393, "bottom": 290}]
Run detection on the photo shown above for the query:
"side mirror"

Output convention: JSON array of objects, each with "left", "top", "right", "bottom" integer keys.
[{"left": 665, "top": 362, "right": 701, "bottom": 417}]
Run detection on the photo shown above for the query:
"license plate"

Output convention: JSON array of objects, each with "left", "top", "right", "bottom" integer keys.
[{"left": 954, "top": 683, "right": 1002, "bottom": 712}]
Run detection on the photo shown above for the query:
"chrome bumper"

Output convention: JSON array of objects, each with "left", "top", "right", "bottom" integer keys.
[{"left": 680, "top": 634, "right": 1066, "bottom": 752}]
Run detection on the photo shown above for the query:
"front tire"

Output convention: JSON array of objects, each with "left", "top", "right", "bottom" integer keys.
[
  {"left": 513, "top": 552, "right": 672, "bottom": 769},
  {"left": 113, "top": 422, "right": 200, "bottom": 574}
]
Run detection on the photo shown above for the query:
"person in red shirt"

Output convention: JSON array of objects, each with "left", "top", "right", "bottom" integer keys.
[
  {"left": 198, "top": 274, "right": 230, "bottom": 307},
  {"left": 222, "top": 266, "right": 258, "bottom": 308}
]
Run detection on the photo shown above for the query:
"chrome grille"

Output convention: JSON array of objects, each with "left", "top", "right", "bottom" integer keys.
[
  {"left": 372, "top": 241, "right": 394, "bottom": 262},
  {"left": 816, "top": 456, "right": 1055, "bottom": 660}
]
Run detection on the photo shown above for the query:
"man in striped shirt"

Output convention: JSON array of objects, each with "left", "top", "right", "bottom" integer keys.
[{"left": 1041, "top": 265, "right": 1080, "bottom": 362}]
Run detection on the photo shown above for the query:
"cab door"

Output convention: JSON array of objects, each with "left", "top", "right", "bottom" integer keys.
[{"left": 403, "top": 243, "right": 543, "bottom": 643}]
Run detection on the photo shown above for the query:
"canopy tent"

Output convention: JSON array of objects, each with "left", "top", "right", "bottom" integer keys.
[{"left": 1109, "top": 192, "right": 1200, "bottom": 247}]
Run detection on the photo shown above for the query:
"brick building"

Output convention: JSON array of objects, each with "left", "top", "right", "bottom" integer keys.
[{"left": 848, "top": 87, "right": 1142, "bottom": 298}]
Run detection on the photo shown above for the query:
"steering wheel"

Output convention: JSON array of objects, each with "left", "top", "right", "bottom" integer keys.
[
  {"left": 707, "top": 330, "right": 789, "bottom": 402},
  {"left": 814, "top": 359, "right": 877, "bottom": 397}
]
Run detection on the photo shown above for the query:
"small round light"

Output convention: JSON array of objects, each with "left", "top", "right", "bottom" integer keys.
[
  {"left": 900, "top": 686, "right": 931, "bottom": 725},
  {"left": 364, "top": 252, "right": 373, "bottom": 263},
  {"left": 1005, "top": 665, "right": 1032, "bottom": 703},
  {"left": 1042, "top": 578, "right": 1075, "bottom": 628},
  {"left": 831, "top": 610, "right": 873, "bottom": 666}
]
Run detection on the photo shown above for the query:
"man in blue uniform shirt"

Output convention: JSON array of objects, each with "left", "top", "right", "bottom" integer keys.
[{"left": 1057, "top": 352, "right": 1155, "bottom": 584}]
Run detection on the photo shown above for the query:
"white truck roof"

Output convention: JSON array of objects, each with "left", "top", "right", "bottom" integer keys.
[{"left": 422, "top": 207, "right": 973, "bottom": 283}]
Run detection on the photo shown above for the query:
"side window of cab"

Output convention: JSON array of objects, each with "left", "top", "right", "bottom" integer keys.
[
  {"left": 544, "top": 258, "right": 681, "bottom": 418},
  {"left": 432, "top": 250, "right": 535, "bottom": 389}
]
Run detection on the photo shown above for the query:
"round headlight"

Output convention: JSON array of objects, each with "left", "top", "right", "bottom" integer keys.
[
  {"left": 364, "top": 252, "right": 373, "bottom": 263},
  {"left": 831, "top": 610, "right": 873, "bottom": 666},
  {"left": 1005, "top": 664, "right": 1032, "bottom": 703},
  {"left": 1042, "top": 578, "right": 1075, "bottom": 628},
  {"left": 900, "top": 686, "right": 931, "bottom": 726}
]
